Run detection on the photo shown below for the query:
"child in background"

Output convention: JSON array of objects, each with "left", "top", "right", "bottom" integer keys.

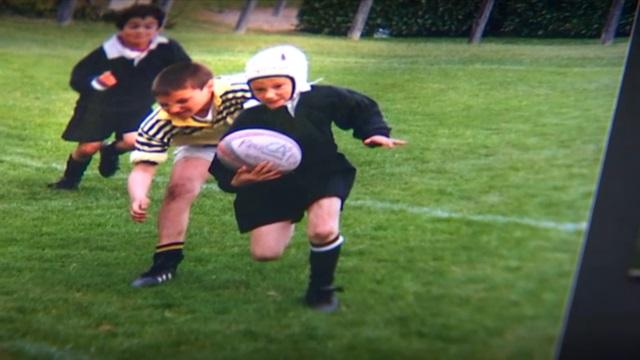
[
  {"left": 128, "top": 62, "right": 252, "bottom": 288},
  {"left": 49, "top": 4, "right": 190, "bottom": 190},
  {"left": 209, "top": 45, "right": 406, "bottom": 312}
]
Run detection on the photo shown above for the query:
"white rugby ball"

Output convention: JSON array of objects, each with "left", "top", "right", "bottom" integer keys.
[{"left": 217, "top": 129, "right": 302, "bottom": 173}]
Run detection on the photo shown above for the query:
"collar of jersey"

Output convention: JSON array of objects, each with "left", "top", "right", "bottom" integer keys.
[
  {"left": 162, "top": 90, "right": 222, "bottom": 127},
  {"left": 102, "top": 34, "right": 169, "bottom": 65}
]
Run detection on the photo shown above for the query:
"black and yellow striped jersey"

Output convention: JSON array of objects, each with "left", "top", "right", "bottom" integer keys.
[{"left": 130, "top": 75, "right": 253, "bottom": 164}]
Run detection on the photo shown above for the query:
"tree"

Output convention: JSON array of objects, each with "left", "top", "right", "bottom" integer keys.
[
  {"left": 56, "top": 0, "right": 77, "bottom": 26},
  {"left": 156, "top": 0, "right": 174, "bottom": 27},
  {"left": 235, "top": 0, "right": 258, "bottom": 34},
  {"left": 157, "top": 0, "right": 173, "bottom": 14},
  {"left": 468, "top": 0, "right": 495, "bottom": 44},
  {"left": 347, "top": 0, "right": 373, "bottom": 40},
  {"left": 601, "top": 0, "right": 626, "bottom": 45}
]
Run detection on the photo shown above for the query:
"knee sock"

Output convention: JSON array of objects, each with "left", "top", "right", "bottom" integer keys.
[
  {"left": 63, "top": 154, "right": 91, "bottom": 182},
  {"left": 308, "top": 234, "right": 344, "bottom": 289},
  {"left": 108, "top": 140, "right": 131, "bottom": 155},
  {"left": 103, "top": 141, "right": 128, "bottom": 156},
  {"left": 149, "top": 241, "right": 185, "bottom": 273}
]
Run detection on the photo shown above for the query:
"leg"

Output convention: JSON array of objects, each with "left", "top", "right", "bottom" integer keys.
[
  {"left": 73, "top": 141, "right": 103, "bottom": 159},
  {"left": 305, "top": 196, "right": 345, "bottom": 312},
  {"left": 115, "top": 131, "right": 137, "bottom": 152},
  {"left": 98, "top": 131, "right": 136, "bottom": 178},
  {"left": 48, "top": 141, "right": 102, "bottom": 190},
  {"left": 131, "top": 155, "right": 211, "bottom": 288},
  {"left": 157, "top": 156, "right": 211, "bottom": 245},
  {"left": 307, "top": 196, "right": 342, "bottom": 245},
  {"left": 250, "top": 221, "right": 295, "bottom": 261}
]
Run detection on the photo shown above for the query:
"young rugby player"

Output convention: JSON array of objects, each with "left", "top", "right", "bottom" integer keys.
[
  {"left": 49, "top": 4, "right": 190, "bottom": 190},
  {"left": 209, "top": 45, "right": 406, "bottom": 312},
  {"left": 128, "top": 62, "right": 252, "bottom": 287}
]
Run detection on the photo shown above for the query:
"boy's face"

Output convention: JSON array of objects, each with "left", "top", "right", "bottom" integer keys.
[
  {"left": 249, "top": 77, "right": 293, "bottom": 110},
  {"left": 119, "top": 16, "right": 160, "bottom": 50},
  {"left": 156, "top": 80, "right": 214, "bottom": 120}
]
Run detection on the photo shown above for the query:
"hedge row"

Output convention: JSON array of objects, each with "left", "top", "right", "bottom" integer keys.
[
  {"left": 2, "top": 0, "right": 635, "bottom": 38},
  {"left": 297, "top": 0, "right": 637, "bottom": 38}
]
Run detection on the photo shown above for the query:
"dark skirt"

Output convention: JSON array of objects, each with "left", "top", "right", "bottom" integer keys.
[
  {"left": 234, "top": 168, "right": 357, "bottom": 233},
  {"left": 62, "top": 97, "right": 152, "bottom": 142}
]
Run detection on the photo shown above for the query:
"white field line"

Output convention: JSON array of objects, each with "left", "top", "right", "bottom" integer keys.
[
  {"left": 203, "top": 185, "right": 585, "bottom": 233},
  {"left": 5, "top": 340, "right": 90, "bottom": 360},
  {"left": 349, "top": 199, "right": 586, "bottom": 233},
  {"left": 2, "top": 153, "right": 586, "bottom": 233},
  {"left": 313, "top": 58, "right": 615, "bottom": 72},
  {"left": 1, "top": 154, "right": 65, "bottom": 171}
]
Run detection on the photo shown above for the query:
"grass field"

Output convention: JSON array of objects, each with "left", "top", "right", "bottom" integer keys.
[{"left": 0, "top": 4, "right": 628, "bottom": 360}]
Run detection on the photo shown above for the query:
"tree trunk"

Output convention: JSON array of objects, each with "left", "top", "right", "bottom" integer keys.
[
  {"left": 235, "top": 0, "right": 258, "bottom": 34},
  {"left": 157, "top": 0, "right": 174, "bottom": 27},
  {"left": 601, "top": 0, "right": 626, "bottom": 45},
  {"left": 273, "top": 0, "right": 286, "bottom": 17},
  {"left": 56, "top": 0, "right": 77, "bottom": 26},
  {"left": 347, "top": 0, "right": 374, "bottom": 40},
  {"left": 157, "top": 0, "right": 173, "bottom": 14},
  {"left": 468, "top": 0, "right": 495, "bottom": 44}
]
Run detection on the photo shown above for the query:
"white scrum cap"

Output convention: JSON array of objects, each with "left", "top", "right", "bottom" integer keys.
[{"left": 245, "top": 45, "right": 311, "bottom": 95}]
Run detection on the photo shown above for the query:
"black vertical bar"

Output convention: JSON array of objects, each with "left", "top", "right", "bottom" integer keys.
[
  {"left": 626, "top": 225, "right": 640, "bottom": 278},
  {"left": 556, "top": 4, "right": 640, "bottom": 359}
]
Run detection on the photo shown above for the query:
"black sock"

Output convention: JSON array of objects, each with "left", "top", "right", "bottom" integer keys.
[
  {"left": 148, "top": 242, "right": 184, "bottom": 274},
  {"left": 104, "top": 141, "right": 127, "bottom": 156},
  {"left": 308, "top": 234, "right": 344, "bottom": 289},
  {"left": 63, "top": 154, "right": 91, "bottom": 182}
]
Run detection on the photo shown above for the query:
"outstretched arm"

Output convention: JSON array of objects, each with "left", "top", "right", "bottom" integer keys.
[
  {"left": 363, "top": 135, "right": 407, "bottom": 148},
  {"left": 128, "top": 162, "right": 157, "bottom": 222}
]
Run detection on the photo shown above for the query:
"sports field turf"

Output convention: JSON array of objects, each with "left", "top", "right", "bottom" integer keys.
[{"left": 0, "top": 5, "right": 628, "bottom": 359}]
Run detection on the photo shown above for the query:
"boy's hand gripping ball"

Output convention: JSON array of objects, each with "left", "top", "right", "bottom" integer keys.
[{"left": 217, "top": 129, "right": 302, "bottom": 173}]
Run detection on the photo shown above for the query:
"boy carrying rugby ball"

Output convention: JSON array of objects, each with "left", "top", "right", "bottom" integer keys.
[{"left": 209, "top": 45, "right": 406, "bottom": 312}]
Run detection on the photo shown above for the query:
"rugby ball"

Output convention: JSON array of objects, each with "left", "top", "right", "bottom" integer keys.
[{"left": 217, "top": 129, "right": 302, "bottom": 173}]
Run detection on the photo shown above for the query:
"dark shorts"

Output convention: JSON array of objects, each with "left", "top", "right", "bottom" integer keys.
[
  {"left": 234, "top": 169, "right": 356, "bottom": 233},
  {"left": 62, "top": 106, "right": 152, "bottom": 143}
]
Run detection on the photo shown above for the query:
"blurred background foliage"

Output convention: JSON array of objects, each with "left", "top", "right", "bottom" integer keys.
[
  {"left": 0, "top": 0, "right": 636, "bottom": 38},
  {"left": 298, "top": 0, "right": 637, "bottom": 38}
]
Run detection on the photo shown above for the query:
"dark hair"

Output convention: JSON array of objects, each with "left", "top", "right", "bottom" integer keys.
[
  {"left": 152, "top": 62, "right": 213, "bottom": 97},
  {"left": 115, "top": 4, "right": 165, "bottom": 30}
]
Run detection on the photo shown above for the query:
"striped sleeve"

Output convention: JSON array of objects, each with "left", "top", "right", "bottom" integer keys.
[
  {"left": 130, "top": 108, "right": 178, "bottom": 164},
  {"left": 216, "top": 83, "right": 253, "bottom": 127}
]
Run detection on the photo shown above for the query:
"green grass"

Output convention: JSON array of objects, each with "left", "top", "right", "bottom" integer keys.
[{"left": 0, "top": 6, "right": 627, "bottom": 360}]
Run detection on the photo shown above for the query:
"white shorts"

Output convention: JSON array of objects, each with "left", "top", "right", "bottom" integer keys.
[{"left": 173, "top": 145, "right": 217, "bottom": 163}]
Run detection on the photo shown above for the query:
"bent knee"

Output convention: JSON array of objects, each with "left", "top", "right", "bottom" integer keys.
[
  {"left": 251, "top": 249, "right": 284, "bottom": 262},
  {"left": 165, "top": 182, "right": 200, "bottom": 202},
  {"left": 119, "top": 139, "right": 136, "bottom": 150},
  {"left": 120, "top": 133, "right": 137, "bottom": 146},
  {"left": 75, "top": 143, "right": 102, "bottom": 157},
  {"left": 307, "top": 227, "right": 339, "bottom": 244}
]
